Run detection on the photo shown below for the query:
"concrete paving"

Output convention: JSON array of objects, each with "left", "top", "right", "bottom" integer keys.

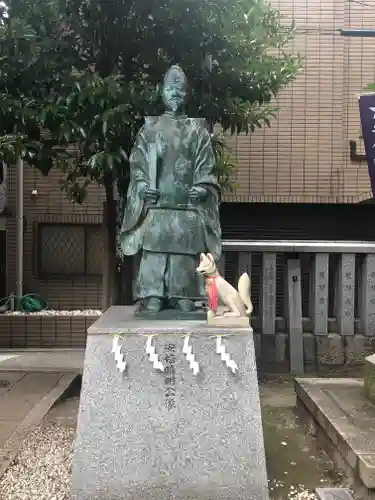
[
  {"left": 0, "top": 370, "right": 348, "bottom": 498},
  {"left": 315, "top": 488, "right": 355, "bottom": 500},
  {"left": 296, "top": 377, "right": 375, "bottom": 495},
  {"left": 0, "top": 349, "right": 85, "bottom": 373},
  {"left": 45, "top": 376, "right": 347, "bottom": 499},
  {"left": 0, "top": 371, "right": 77, "bottom": 477},
  {"left": 364, "top": 353, "right": 375, "bottom": 405}
]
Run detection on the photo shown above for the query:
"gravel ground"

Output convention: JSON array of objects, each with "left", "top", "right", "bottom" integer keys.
[
  {"left": 0, "top": 420, "right": 319, "bottom": 500},
  {"left": 0, "top": 422, "right": 74, "bottom": 500}
]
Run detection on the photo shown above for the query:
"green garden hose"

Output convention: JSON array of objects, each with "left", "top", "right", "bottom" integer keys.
[{"left": 0, "top": 293, "right": 48, "bottom": 313}]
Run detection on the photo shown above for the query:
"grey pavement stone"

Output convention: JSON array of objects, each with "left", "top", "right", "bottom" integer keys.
[
  {"left": 71, "top": 307, "right": 269, "bottom": 500},
  {"left": 316, "top": 334, "right": 344, "bottom": 365},
  {"left": 358, "top": 454, "right": 375, "bottom": 490},
  {"left": 0, "top": 350, "right": 84, "bottom": 373},
  {"left": 275, "top": 333, "right": 288, "bottom": 363},
  {"left": 315, "top": 487, "right": 355, "bottom": 500},
  {"left": 0, "top": 422, "right": 19, "bottom": 447},
  {"left": 0, "top": 372, "right": 24, "bottom": 397},
  {"left": 296, "top": 378, "right": 375, "bottom": 489},
  {"left": 261, "top": 334, "right": 288, "bottom": 364},
  {"left": 87, "top": 305, "right": 251, "bottom": 337},
  {"left": 0, "top": 373, "right": 61, "bottom": 420},
  {"left": 46, "top": 397, "right": 80, "bottom": 428},
  {"left": 364, "top": 353, "right": 375, "bottom": 404},
  {"left": 303, "top": 333, "right": 316, "bottom": 365},
  {"left": 345, "top": 335, "right": 375, "bottom": 365},
  {"left": 0, "top": 372, "right": 76, "bottom": 477}
]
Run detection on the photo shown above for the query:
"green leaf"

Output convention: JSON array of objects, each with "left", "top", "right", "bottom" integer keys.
[
  {"left": 102, "top": 119, "right": 108, "bottom": 136},
  {"left": 0, "top": 0, "right": 300, "bottom": 203},
  {"left": 118, "top": 148, "right": 128, "bottom": 162}
]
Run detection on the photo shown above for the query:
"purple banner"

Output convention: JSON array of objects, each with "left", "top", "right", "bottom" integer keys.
[{"left": 358, "top": 93, "right": 375, "bottom": 197}]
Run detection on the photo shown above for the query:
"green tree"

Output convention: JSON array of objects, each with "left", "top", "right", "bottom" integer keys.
[
  {"left": 0, "top": 0, "right": 302, "bottom": 307},
  {"left": 47, "top": 0, "right": 301, "bottom": 198},
  {"left": 0, "top": 0, "right": 83, "bottom": 169}
]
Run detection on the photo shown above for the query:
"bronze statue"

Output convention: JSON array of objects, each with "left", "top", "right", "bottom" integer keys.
[{"left": 120, "top": 65, "right": 221, "bottom": 315}]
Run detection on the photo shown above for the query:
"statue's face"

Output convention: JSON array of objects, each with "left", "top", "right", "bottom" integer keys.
[{"left": 162, "top": 82, "right": 187, "bottom": 113}]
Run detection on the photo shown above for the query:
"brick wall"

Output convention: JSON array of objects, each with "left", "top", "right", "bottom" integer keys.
[
  {"left": 6, "top": 166, "right": 105, "bottom": 309},
  {"left": 0, "top": 315, "right": 97, "bottom": 348}
]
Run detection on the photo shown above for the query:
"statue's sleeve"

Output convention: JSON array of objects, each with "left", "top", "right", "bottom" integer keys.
[
  {"left": 119, "top": 126, "right": 149, "bottom": 255},
  {"left": 193, "top": 125, "right": 220, "bottom": 192},
  {"left": 193, "top": 124, "right": 222, "bottom": 261}
]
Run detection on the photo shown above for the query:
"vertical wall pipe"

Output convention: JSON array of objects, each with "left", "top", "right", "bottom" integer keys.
[{"left": 15, "top": 156, "right": 23, "bottom": 308}]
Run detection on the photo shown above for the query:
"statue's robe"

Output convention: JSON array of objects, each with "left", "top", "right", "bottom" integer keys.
[{"left": 120, "top": 113, "right": 221, "bottom": 301}]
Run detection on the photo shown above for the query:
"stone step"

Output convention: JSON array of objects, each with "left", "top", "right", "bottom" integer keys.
[
  {"left": 364, "top": 353, "right": 375, "bottom": 404},
  {"left": 295, "top": 377, "right": 375, "bottom": 492},
  {"left": 315, "top": 487, "right": 355, "bottom": 500}
]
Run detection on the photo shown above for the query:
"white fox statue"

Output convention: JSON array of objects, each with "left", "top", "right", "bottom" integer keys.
[{"left": 196, "top": 253, "right": 253, "bottom": 327}]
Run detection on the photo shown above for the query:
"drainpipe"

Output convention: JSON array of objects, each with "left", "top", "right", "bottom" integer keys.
[
  {"left": 340, "top": 29, "right": 375, "bottom": 37},
  {"left": 15, "top": 156, "right": 23, "bottom": 309}
]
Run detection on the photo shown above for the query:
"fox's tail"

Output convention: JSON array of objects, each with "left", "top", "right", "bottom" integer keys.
[{"left": 237, "top": 273, "right": 253, "bottom": 316}]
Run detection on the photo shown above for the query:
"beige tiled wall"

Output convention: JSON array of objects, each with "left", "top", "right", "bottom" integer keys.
[
  {"left": 224, "top": 0, "right": 375, "bottom": 203},
  {"left": 6, "top": 166, "right": 105, "bottom": 308}
]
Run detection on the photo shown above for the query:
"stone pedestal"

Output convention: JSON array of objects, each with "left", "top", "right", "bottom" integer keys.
[{"left": 71, "top": 306, "right": 269, "bottom": 500}]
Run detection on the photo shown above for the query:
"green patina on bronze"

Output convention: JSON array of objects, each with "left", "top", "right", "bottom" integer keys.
[{"left": 120, "top": 65, "right": 221, "bottom": 316}]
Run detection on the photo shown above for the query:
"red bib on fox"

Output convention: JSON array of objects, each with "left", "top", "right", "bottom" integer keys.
[{"left": 205, "top": 277, "right": 218, "bottom": 313}]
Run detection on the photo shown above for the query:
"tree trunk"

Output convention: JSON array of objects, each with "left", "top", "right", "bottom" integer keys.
[
  {"left": 119, "top": 254, "right": 135, "bottom": 305},
  {"left": 102, "top": 175, "right": 118, "bottom": 311},
  {"left": 116, "top": 169, "right": 134, "bottom": 306}
]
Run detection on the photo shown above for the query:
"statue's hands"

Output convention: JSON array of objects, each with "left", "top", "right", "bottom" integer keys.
[
  {"left": 156, "top": 137, "right": 168, "bottom": 157},
  {"left": 188, "top": 186, "right": 208, "bottom": 203},
  {"left": 140, "top": 187, "right": 159, "bottom": 204}
]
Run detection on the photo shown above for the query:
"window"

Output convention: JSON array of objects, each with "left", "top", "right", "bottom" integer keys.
[{"left": 37, "top": 224, "right": 104, "bottom": 279}]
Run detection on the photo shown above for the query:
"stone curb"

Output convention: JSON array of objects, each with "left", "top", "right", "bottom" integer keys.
[
  {"left": 0, "top": 372, "right": 78, "bottom": 478},
  {"left": 0, "top": 350, "right": 85, "bottom": 373},
  {"left": 315, "top": 487, "right": 355, "bottom": 500},
  {"left": 295, "top": 378, "right": 375, "bottom": 489},
  {"left": 364, "top": 354, "right": 375, "bottom": 404},
  {"left": 0, "top": 366, "right": 83, "bottom": 373}
]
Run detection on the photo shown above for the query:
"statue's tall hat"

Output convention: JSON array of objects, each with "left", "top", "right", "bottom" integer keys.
[{"left": 163, "top": 65, "right": 188, "bottom": 87}]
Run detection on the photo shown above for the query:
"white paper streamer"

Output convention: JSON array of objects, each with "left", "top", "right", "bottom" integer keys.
[
  {"left": 146, "top": 335, "right": 164, "bottom": 371},
  {"left": 112, "top": 335, "right": 127, "bottom": 373},
  {"left": 216, "top": 336, "right": 238, "bottom": 374},
  {"left": 183, "top": 335, "right": 200, "bottom": 375}
]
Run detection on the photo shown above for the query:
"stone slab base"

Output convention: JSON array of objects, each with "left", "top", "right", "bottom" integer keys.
[
  {"left": 71, "top": 306, "right": 269, "bottom": 500},
  {"left": 295, "top": 378, "right": 375, "bottom": 497}
]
